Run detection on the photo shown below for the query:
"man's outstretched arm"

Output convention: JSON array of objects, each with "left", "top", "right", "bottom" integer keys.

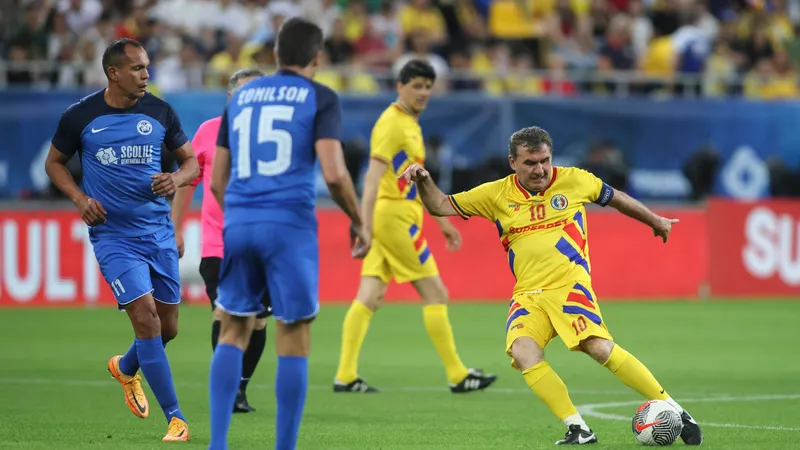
[
  {"left": 399, "top": 164, "right": 459, "bottom": 217},
  {"left": 608, "top": 189, "right": 679, "bottom": 243}
]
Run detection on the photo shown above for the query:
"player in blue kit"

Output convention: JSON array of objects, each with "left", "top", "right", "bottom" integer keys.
[
  {"left": 208, "top": 18, "right": 370, "bottom": 450},
  {"left": 44, "top": 38, "right": 198, "bottom": 442}
]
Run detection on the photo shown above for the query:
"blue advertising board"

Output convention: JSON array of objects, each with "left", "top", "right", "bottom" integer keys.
[{"left": 0, "top": 89, "right": 797, "bottom": 200}]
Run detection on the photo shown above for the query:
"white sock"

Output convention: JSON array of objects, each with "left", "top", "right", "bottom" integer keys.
[
  {"left": 665, "top": 396, "right": 684, "bottom": 413},
  {"left": 563, "top": 413, "right": 590, "bottom": 432}
]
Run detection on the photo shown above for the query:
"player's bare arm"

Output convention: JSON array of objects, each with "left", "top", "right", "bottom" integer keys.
[
  {"left": 210, "top": 145, "right": 231, "bottom": 211},
  {"left": 608, "top": 189, "right": 679, "bottom": 243},
  {"left": 360, "top": 157, "right": 386, "bottom": 236},
  {"left": 45, "top": 145, "right": 107, "bottom": 226},
  {"left": 151, "top": 142, "right": 198, "bottom": 197},
  {"left": 316, "top": 138, "right": 371, "bottom": 258},
  {"left": 170, "top": 183, "right": 196, "bottom": 258},
  {"left": 399, "top": 163, "right": 459, "bottom": 217}
]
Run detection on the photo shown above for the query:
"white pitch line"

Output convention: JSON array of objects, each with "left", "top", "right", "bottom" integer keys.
[
  {"left": 578, "top": 394, "right": 800, "bottom": 432},
  {"left": 0, "top": 377, "right": 621, "bottom": 396}
]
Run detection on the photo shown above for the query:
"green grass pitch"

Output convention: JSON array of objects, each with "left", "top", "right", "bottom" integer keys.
[{"left": 1, "top": 300, "right": 799, "bottom": 449}]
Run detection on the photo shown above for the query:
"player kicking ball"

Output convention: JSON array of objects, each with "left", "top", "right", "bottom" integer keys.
[
  {"left": 207, "top": 18, "right": 369, "bottom": 450},
  {"left": 399, "top": 126, "right": 703, "bottom": 445},
  {"left": 333, "top": 59, "right": 497, "bottom": 394},
  {"left": 45, "top": 38, "right": 198, "bottom": 441},
  {"left": 172, "top": 68, "right": 268, "bottom": 413}
]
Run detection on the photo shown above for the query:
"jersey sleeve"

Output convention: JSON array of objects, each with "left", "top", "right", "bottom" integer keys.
[
  {"left": 51, "top": 104, "right": 82, "bottom": 157},
  {"left": 369, "top": 119, "right": 401, "bottom": 165},
  {"left": 314, "top": 84, "right": 342, "bottom": 141},
  {"left": 216, "top": 109, "right": 230, "bottom": 149},
  {"left": 164, "top": 104, "right": 189, "bottom": 152},
  {"left": 447, "top": 180, "right": 502, "bottom": 221},
  {"left": 189, "top": 130, "right": 206, "bottom": 187},
  {"left": 573, "top": 168, "right": 615, "bottom": 206}
]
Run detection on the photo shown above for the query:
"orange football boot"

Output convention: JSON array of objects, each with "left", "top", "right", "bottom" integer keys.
[
  {"left": 107, "top": 355, "right": 150, "bottom": 418},
  {"left": 162, "top": 417, "right": 190, "bottom": 442}
]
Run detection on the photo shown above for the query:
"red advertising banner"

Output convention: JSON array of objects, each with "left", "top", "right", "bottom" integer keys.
[
  {"left": 0, "top": 207, "right": 709, "bottom": 308},
  {"left": 708, "top": 199, "right": 800, "bottom": 297}
]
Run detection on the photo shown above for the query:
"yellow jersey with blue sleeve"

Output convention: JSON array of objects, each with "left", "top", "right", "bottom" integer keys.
[
  {"left": 361, "top": 104, "right": 438, "bottom": 284},
  {"left": 448, "top": 167, "right": 616, "bottom": 357}
]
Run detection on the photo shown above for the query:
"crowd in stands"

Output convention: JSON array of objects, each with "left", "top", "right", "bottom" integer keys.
[{"left": 2, "top": 0, "right": 800, "bottom": 98}]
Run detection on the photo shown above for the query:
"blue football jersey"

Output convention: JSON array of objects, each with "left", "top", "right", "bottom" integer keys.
[
  {"left": 51, "top": 90, "right": 189, "bottom": 238},
  {"left": 216, "top": 69, "right": 342, "bottom": 229}
]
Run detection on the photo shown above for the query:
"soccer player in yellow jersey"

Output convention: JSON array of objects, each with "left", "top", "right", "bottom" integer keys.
[
  {"left": 333, "top": 60, "right": 498, "bottom": 393},
  {"left": 399, "top": 126, "right": 703, "bottom": 445}
]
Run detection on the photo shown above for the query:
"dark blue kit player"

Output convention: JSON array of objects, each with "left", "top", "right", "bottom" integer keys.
[
  {"left": 44, "top": 38, "right": 198, "bottom": 442},
  {"left": 207, "top": 18, "right": 371, "bottom": 450}
]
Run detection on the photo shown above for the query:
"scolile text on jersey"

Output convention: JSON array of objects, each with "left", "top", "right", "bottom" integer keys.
[{"left": 236, "top": 86, "right": 310, "bottom": 106}]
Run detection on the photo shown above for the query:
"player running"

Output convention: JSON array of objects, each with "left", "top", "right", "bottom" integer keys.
[
  {"left": 333, "top": 59, "right": 497, "bottom": 394},
  {"left": 207, "top": 18, "right": 369, "bottom": 450},
  {"left": 399, "top": 126, "right": 703, "bottom": 446},
  {"left": 171, "top": 68, "right": 268, "bottom": 414},
  {"left": 44, "top": 38, "right": 197, "bottom": 442}
]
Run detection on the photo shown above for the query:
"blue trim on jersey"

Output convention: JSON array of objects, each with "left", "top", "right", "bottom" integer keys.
[
  {"left": 494, "top": 219, "right": 503, "bottom": 237},
  {"left": 392, "top": 150, "right": 409, "bottom": 173},
  {"left": 506, "top": 307, "right": 529, "bottom": 332},
  {"left": 572, "top": 282, "right": 594, "bottom": 302},
  {"left": 573, "top": 211, "right": 585, "bottom": 233},
  {"left": 419, "top": 247, "right": 431, "bottom": 264},
  {"left": 508, "top": 249, "right": 516, "bottom": 278},
  {"left": 405, "top": 183, "right": 417, "bottom": 200},
  {"left": 408, "top": 223, "right": 419, "bottom": 237},
  {"left": 556, "top": 238, "right": 590, "bottom": 274}
]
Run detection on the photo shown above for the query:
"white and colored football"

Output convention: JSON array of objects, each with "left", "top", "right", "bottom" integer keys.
[{"left": 632, "top": 400, "right": 683, "bottom": 446}]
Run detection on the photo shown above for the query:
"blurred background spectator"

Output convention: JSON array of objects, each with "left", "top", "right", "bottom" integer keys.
[{"left": 1, "top": 0, "right": 799, "bottom": 99}]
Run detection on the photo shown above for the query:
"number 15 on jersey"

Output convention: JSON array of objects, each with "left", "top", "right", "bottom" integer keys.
[{"left": 232, "top": 105, "right": 295, "bottom": 178}]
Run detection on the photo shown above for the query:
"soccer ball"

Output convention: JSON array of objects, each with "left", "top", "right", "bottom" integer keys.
[{"left": 632, "top": 400, "right": 683, "bottom": 446}]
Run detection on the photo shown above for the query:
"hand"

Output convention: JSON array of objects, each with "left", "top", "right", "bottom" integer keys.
[
  {"left": 398, "top": 163, "right": 430, "bottom": 184},
  {"left": 653, "top": 217, "right": 679, "bottom": 243},
  {"left": 349, "top": 222, "right": 371, "bottom": 259},
  {"left": 76, "top": 196, "right": 107, "bottom": 226},
  {"left": 442, "top": 224, "right": 462, "bottom": 252},
  {"left": 176, "top": 232, "right": 185, "bottom": 259},
  {"left": 150, "top": 173, "right": 179, "bottom": 197}
]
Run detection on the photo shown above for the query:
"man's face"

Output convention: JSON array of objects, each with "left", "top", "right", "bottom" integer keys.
[
  {"left": 397, "top": 76, "right": 433, "bottom": 114},
  {"left": 109, "top": 45, "right": 150, "bottom": 99},
  {"left": 509, "top": 144, "right": 553, "bottom": 193}
]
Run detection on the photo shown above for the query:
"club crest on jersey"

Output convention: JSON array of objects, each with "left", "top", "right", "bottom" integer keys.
[
  {"left": 551, "top": 194, "right": 568, "bottom": 210},
  {"left": 96, "top": 147, "right": 118, "bottom": 165},
  {"left": 137, "top": 119, "right": 153, "bottom": 136}
]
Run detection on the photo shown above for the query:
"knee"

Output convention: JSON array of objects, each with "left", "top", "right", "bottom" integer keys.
[
  {"left": 161, "top": 322, "right": 178, "bottom": 343},
  {"left": 129, "top": 304, "right": 161, "bottom": 339},
  {"left": 356, "top": 284, "right": 386, "bottom": 312},
  {"left": 275, "top": 320, "right": 311, "bottom": 357},
  {"left": 580, "top": 337, "right": 614, "bottom": 364},
  {"left": 510, "top": 337, "right": 544, "bottom": 371}
]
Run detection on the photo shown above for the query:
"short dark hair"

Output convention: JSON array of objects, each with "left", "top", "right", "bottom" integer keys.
[
  {"left": 102, "top": 38, "right": 144, "bottom": 78},
  {"left": 228, "top": 68, "right": 264, "bottom": 91},
  {"left": 276, "top": 18, "right": 323, "bottom": 68},
  {"left": 398, "top": 59, "right": 436, "bottom": 85},
  {"left": 509, "top": 126, "right": 553, "bottom": 158}
]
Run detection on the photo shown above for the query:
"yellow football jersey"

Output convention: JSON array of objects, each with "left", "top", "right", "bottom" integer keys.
[
  {"left": 369, "top": 104, "right": 425, "bottom": 204},
  {"left": 448, "top": 167, "right": 614, "bottom": 295}
]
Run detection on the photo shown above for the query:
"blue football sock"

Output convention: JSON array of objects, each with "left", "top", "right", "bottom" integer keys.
[
  {"left": 135, "top": 336, "right": 185, "bottom": 423},
  {"left": 120, "top": 339, "right": 168, "bottom": 376},
  {"left": 275, "top": 356, "right": 308, "bottom": 450},
  {"left": 209, "top": 344, "right": 243, "bottom": 450}
]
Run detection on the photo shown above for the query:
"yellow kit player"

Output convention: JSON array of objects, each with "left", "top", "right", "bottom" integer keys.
[
  {"left": 333, "top": 60, "right": 498, "bottom": 393},
  {"left": 399, "top": 127, "right": 703, "bottom": 445}
]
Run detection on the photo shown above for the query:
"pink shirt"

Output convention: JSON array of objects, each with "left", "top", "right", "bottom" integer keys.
[{"left": 191, "top": 116, "right": 224, "bottom": 258}]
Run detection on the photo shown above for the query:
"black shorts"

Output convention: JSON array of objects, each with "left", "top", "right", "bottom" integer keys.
[{"left": 199, "top": 257, "right": 272, "bottom": 319}]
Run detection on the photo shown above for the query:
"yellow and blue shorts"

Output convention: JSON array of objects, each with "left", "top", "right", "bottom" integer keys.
[
  {"left": 505, "top": 282, "right": 613, "bottom": 369},
  {"left": 361, "top": 201, "right": 439, "bottom": 284}
]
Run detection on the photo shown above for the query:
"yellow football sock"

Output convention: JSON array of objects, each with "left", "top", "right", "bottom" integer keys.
[
  {"left": 422, "top": 304, "right": 469, "bottom": 384},
  {"left": 523, "top": 361, "right": 578, "bottom": 420},
  {"left": 603, "top": 344, "right": 669, "bottom": 400},
  {"left": 335, "top": 300, "right": 373, "bottom": 384}
]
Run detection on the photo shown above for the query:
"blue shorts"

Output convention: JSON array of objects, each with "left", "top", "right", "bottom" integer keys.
[
  {"left": 91, "top": 226, "right": 181, "bottom": 310},
  {"left": 217, "top": 222, "right": 318, "bottom": 324}
]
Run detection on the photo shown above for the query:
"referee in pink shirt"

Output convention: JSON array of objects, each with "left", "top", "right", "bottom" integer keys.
[{"left": 171, "top": 69, "right": 266, "bottom": 413}]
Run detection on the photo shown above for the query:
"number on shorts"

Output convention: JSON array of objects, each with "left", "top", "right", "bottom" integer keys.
[
  {"left": 233, "top": 105, "right": 295, "bottom": 178},
  {"left": 571, "top": 316, "right": 587, "bottom": 335},
  {"left": 111, "top": 279, "right": 126, "bottom": 297},
  {"left": 530, "top": 204, "right": 546, "bottom": 221}
]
